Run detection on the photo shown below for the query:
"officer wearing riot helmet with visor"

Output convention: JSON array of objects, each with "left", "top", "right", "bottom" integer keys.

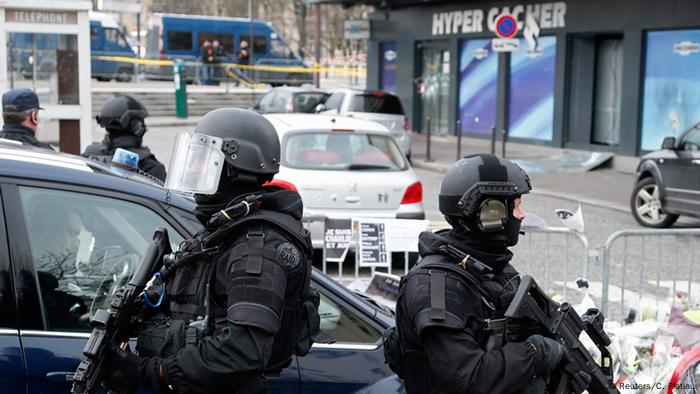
[
  {"left": 102, "top": 108, "right": 319, "bottom": 393},
  {"left": 393, "top": 154, "right": 591, "bottom": 394},
  {"left": 83, "top": 95, "right": 167, "bottom": 182}
]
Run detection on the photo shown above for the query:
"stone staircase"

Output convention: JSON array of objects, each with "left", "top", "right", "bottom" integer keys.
[{"left": 91, "top": 90, "right": 263, "bottom": 117}]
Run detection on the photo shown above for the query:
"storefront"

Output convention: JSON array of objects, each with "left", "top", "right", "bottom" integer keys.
[
  {"left": 365, "top": 0, "right": 700, "bottom": 156},
  {"left": 0, "top": 1, "right": 93, "bottom": 153}
]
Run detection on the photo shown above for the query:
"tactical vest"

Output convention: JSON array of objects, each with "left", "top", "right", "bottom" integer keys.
[{"left": 164, "top": 208, "right": 318, "bottom": 371}]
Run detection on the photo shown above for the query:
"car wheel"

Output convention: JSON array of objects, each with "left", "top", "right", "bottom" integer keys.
[
  {"left": 116, "top": 67, "right": 134, "bottom": 82},
  {"left": 630, "top": 177, "right": 679, "bottom": 228}
]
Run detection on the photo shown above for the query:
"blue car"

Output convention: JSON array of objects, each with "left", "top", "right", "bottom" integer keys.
[{"left": 0, "top": 141, "right": 401, "bottom": 393}]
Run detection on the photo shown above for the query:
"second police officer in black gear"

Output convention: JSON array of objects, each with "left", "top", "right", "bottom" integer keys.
[
  {"left": 394, "top": 154, "right": 591, "bottom": 394},
  {"left": 83, "top": 95, "right": 167, "bottom": 182},
  {"left": 103, "top": 108, "right": 319, "bottom": 393}
]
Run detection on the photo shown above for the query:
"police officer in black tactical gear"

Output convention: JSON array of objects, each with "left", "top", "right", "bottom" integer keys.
[
  {"left": 83, "top": 95, "right": 166, "bottom": 182},
  {"left": 393, "top": 154, "right": 591, "bottom": 394},
  {"left": 103, "top": 108, "right": 320, "bottom": 393}
]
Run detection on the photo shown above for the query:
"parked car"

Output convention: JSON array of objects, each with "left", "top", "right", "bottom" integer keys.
[
  {"left": 250, "top": 87, "right": 329, "bottom": 114},
  {"left": 631, "top": 124, "right": 700, "bottom": 227},
  {"left": 0, "top": 141, "right": 401, "bottom": 393},
  {"left": 265, "top": 114, "right": 424, "bottom": 249},
  {"left": 316, "top": 89, "right": 412, "bottom": 158}
]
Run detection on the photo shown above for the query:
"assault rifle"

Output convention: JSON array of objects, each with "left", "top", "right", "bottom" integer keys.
[
  {"left": 72, "top": 228, "right": 172, "bottom": 394},
  {"left": 504, "top": 275, "right": 619, "bottom": 394}
]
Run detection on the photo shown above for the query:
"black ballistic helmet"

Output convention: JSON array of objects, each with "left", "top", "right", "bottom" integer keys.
[
  {"left": 439, "top": 154, "right": 531, "bottom": 244},
  {"left": 193, "top": 108, "right": 280, "bottom": 179},
  {"left": 96, "top": 95, "right": 149, "bottom": 136}
]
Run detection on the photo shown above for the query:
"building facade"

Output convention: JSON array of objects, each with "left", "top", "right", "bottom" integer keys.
[{"left": 365, "top": 0, "right": 700, "bottom": 156}]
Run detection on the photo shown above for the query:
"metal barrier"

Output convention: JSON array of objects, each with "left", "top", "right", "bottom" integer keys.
[
  {"left": 601, "top": 228, "right": 700, "bottom": 323},
  {"left": 511, "top": 226, "right": 590, "bottom": 300}
]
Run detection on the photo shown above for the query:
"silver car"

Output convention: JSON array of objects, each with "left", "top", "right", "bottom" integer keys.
[
  {"left": 317, "top": 89, "right": 412, "bottom": 159},
  {"left": 265, "top": 114, "right": 424, "bottom": 248}
]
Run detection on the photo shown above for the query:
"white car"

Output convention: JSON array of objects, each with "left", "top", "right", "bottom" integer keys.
[
  {"left": 265, "top": 114, "right": 425, "bottom": 248},
  {"left": 316, "top": 89, "right": 412, "bottom": 158}
]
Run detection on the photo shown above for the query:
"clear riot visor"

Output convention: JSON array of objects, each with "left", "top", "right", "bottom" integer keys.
[{"left": 165, "top": 132, "right": 225, "bottom": 195}]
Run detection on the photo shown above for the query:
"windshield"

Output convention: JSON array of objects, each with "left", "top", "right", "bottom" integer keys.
[
  {"left": 283, "top": 131, "right": 408, "bottom": 171},
  {"left": 293, "top": 92, "right": 329, "bottom": 113},
  {"left": 349, "top": 93, "right": 404, "bottom": 115}
]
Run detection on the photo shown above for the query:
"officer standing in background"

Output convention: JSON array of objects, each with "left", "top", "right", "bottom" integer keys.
[
  {"left": 0, "top": 88, "right": 53, "bottom": 150},
  {"left": 393, "top": 154, "right": 591, "bottom": 393},
  {"left": 103, "top": 108, "right": 319, "bottom": 393},
  {"left": 83, "top": 95, "right": 166, "bottom": 182}
]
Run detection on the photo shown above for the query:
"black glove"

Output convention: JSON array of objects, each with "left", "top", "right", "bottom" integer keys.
[
  {"left": 103, "top": 347, "right": 164, "bottom": 393},
  {"left": 569, "top": 370, "right": 591, "bottom": 394},
  {"left": 103, "top": 347, "right": 144, "bottom": 393},
  {"left": 526, "top": 334, "right": 566, "bottom": 375}
]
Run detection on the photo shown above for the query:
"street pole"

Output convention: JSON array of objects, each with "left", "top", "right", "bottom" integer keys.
[
  {"left": 490, "top": 126, "right": 496, "bottom": 155},
  {"left": 425, "top": 116, "right": 433, "bottom": 162},
  {"left": 456, "top": 119, "right": 462, "bottom": 160},
  {"left": 314, "top": 4, "right": 321, "bottom": 88},
  {"left": 299, "top": 4, "right": 307, "bottom": 58},
  {"left": 249, "top": 0, "right": 254, "bottom": 79},
  {"left": 136, "top": 12, "right": 141, "bottom": 83}
]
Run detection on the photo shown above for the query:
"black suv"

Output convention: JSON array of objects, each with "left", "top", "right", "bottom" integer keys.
[{"left": 631, "top": 124, "right": 700, "bottom": 227}]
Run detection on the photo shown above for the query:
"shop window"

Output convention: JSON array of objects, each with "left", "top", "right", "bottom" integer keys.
[
  {"left": 167, "top": 30, "right": 193, "bottom": 51},
  {"left": 380, "top": 42, "right": 397, "bottom": 94},
  {"left": 458, "top": 39, "right": 495, "bottom": 135},
  {"left": 508, "top": 36, "right": 557, "bottom": 141},
  {"left": 641, "top": 29, "right": 700, "bottom": 151}
]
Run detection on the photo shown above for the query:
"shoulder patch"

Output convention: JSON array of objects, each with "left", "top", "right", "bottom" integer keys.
[{"left": 276, "top": 242, "right": 301, "bottom": 268}]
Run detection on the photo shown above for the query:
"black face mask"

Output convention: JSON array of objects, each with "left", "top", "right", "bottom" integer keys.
[{"left": 505, "top": 216, "right": 522, "bottom": 247}]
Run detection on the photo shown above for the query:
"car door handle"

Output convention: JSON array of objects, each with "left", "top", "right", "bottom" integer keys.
[
  {"left": 344, "top": 196, "right": 361, "bottom": 203},
  {"left": 46, "top": 371, "right": 75, "bottom": 383}
]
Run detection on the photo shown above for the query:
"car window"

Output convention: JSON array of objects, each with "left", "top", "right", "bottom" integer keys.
[
  {"left": 284, "top": 132, "right": 408, "bottom": 171},
  {"left": 167, "top": 30, "right": 193, "bottom": 51},
  {"left": 18, "top": 187, "right": 184, "bottom": 332},
  {"left": 319, "top": 293, "right": 381, "bottom": 343},
  {"left": 681, "top": 127, "right": 700, "bottom": 151},
  {"left": 324, "top": 92, "right": 345, "bottom": 112},
  {"left": 271, "top": 38, "right": 294, "bottom": 58},
  {"left": 271, "top": 92, "right": 291, "bottom": 113},
  {"left": 349, "top": 93, "right": 404, "bottom": 115},
  {"left": 293, "top": 93, "right": 329, "bottom": 113},
  {"left": 258, "top": 91, "right": 277, "bottom": 112}
]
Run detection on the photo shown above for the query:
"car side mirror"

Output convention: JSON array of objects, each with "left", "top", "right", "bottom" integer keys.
[
  {"left": 662, "top": 137, "right": 676, "bottom": 150},
  {"left": 314, "top": 103, "right": 326, "bottom": 113}
]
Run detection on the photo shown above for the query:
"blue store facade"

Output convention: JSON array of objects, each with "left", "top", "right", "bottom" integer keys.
[{"left": 359, "top": 0, "right": 700, "bottom": 156}]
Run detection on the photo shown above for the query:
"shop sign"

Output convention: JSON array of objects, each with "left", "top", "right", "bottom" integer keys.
[
  {"left": 432, "top": 1, "right": 566, "bottom": 37},
  {"left": 492, "top": 38, "right": 520, "bottom": 52},
  {"left": 6, "top": 9, "right": 77, "bottom": 24},
  {"left": 344, "top": 19, "right": 371, "bottom": 40},
  {"left": 673, "top": 41, "right": 700, "bottom": 56}
]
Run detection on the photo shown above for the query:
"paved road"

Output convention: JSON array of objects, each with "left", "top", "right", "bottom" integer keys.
[{"left": 106, "top": 124, "right": 700, "bottom": 320}]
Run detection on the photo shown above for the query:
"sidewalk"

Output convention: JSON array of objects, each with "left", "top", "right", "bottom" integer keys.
[{"left": 409, "top": 132, "right": 638, "bottom": 213}]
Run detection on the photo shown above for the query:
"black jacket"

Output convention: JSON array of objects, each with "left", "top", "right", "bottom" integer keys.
[
  {"left": 82, "top": 134, "right": 166, "bottom": 182},
  {"left": 395, "top": 229, "right": 538, "bottom": 394},
  {"left": 154, "top": 189, "right": 312, "bottom": 393},
  {"left": 0, "top": 123, "right": 53, "bottom": 150}
]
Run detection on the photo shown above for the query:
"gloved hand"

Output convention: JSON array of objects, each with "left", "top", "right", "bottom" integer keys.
[
  {"left": 526, "top": 334, "right": 566, "bottom": 375},
  {"left": 569, "top": 370, "right": 591, "bottom": 394},
  {"left": 103, "top": 347, "right": 144, "bottom": 393}
]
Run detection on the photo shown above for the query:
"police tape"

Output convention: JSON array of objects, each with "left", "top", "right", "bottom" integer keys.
[{"left": 94, "top": 56, "right": 367, "bottom": 77}]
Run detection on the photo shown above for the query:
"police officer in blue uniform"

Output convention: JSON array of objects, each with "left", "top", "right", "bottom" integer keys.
[{"left": 0, "top": 88, "right": 53, "bottom": 150}]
